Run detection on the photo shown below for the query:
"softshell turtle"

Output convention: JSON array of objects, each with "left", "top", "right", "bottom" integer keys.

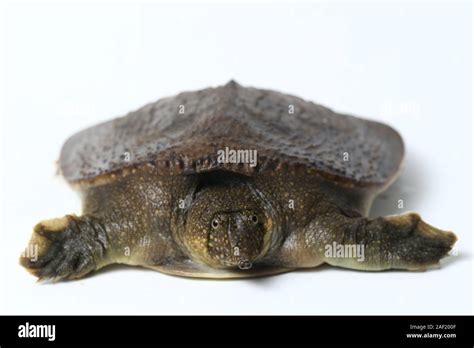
[{"left": 20, "top": 81, "right": 457, "bottom": 280}]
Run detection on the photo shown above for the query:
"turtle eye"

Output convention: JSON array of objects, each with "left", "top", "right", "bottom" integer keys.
[
  {"left": 250, "top": 215, "right": 258, "bottom": 224},
  {"left": 211, "top": 218, "right": 220, "bottom": 229}
]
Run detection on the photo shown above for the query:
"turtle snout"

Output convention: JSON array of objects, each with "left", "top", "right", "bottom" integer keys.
[
  {"left": 208, "top": 211, "right": 265, "bottom": 268},
  {"left": 227, "top": 212, "right": 264, "bottom": 266},
  {"left": 238, "top": 259, "right": 253, "bottom": 270}
]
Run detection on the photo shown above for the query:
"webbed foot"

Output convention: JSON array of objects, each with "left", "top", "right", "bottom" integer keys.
[{"left": 20, "top": 215, "right": 109, "bottom": 281}]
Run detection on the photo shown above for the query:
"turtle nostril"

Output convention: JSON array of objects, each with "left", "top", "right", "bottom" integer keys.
[{"left": 238, "top": 259, "right": 253, "bottom": 270}]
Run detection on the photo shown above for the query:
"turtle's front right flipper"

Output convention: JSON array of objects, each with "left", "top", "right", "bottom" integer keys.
[{"left": 20, "top": 215, "right": 111, "bottom": 281}]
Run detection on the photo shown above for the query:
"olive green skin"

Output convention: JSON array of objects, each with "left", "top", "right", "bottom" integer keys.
[
  {"left": 20, "top": 81, "right": 457, "bottom": 280},
  {"left": 20, "top": 166, "right": 456, "bottom": 280}
]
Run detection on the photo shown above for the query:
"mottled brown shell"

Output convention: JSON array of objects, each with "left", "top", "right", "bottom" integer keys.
[{"left": 59, "top": 81, "right": 404, "bottom": 187}]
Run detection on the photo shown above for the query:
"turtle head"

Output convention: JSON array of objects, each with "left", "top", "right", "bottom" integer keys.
[{"left": 180, "top": 183, "right": 274, "bottom": 270}]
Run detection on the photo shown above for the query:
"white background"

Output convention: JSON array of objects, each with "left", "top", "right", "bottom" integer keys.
[{"left": 0, "top": 0, "right": 472, "bottom": 315}]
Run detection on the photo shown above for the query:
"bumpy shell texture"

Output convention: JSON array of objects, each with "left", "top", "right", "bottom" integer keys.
[{"left": 59, "top": 80, "right": 404, "bottom": 187}]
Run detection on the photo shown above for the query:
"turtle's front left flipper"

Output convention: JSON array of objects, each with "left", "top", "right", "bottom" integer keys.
[
  {"left": 20, "top": 215, "right": 111, "bottom": 281},
  {"left": 277, "top": 210, "right": 457, "bottom": 271}
]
